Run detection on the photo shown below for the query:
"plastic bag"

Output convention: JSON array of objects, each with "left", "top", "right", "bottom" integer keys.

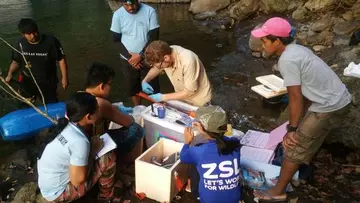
[{"left": 344, "top": 62, "right": 360, "bottom": 78}]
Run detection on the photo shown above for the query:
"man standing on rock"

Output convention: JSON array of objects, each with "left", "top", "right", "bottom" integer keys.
[
  {"left": 251, "top": 17, "right": 352, "bottom": 201},
  {"left": 110, "top": 0, "right": 160, "bottom": 105},
  {"left": 141, "top": 40, "right": 212, "bottom": 107},
  {"left": 6, "top": 18, "right": 68, "bottom": 104}
]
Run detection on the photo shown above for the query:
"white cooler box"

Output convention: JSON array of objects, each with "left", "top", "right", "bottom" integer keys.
[
  {"left": 142, "top": 100, "right": 199, "bottom": 148},
  {"left": 135, "top": 138, "right": 189, "bottom": 203}
]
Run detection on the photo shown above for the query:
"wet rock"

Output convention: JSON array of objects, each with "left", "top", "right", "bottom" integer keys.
[
  {"left": 259, "top": 0, "right": 289, "bottom": 13},
  {"left": 343, "top": 0, "right": 358, "bottom": 6},
  {"left": 189, "top": 0, "right": 230, "bottom": 14},
  {"left": 313, "top": 45, "right": 327, "bottom": 52},
  {"left": 338, "top": 46, "right": 360, "bottom": 65},
  {"left": 352, "top": 0, "right": 360, "bottom": 20},
  {"left": 333, "top": 36, "right": 351, "bottom": 46},
  {"left": 220, "top": 18, "right": 235, "bottom": 30},
  {"left": 35, "top": 194, "right": 49, "bottom": 203},
  {"left": 252, "top": 52, "right": 261, "bottom": 58},
  {"left": 249, "top": 24, "right": 263, "bottom": 52},
  {"left": 305, "top": 0, "right": 335, "bottom": 11},
  {"left": 310, "top": 15, "right": 332, "bottom": 32},
  {"left": 333, "top": 20, "right": 360, "bottom": 35},
  {"left": 5, "top": 149, "right": 31, "bottom": 170},
  {"left": 229, "top": 0, "right": 259, "bottom": 21},
  {"left": 292, "top": 6, "right": 308, "bottom": 21},
  {"left": 12, "top": 182, "right": 37, "bottom": 203},
  {"left": 296, "top": 30, "right": 334, "bottom": 46},
  {"left": 193, "top": 11, "right": 217, "bottom": 21}
]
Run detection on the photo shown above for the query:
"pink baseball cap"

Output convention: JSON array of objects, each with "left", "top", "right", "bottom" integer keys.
[{"left": 251, "top": 17, "right": 292, "bottom": 38}]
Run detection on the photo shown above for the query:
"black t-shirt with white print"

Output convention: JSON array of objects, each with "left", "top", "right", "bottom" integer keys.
[{"left": 12, "top": 34, "right": 65, "bottom": 84}]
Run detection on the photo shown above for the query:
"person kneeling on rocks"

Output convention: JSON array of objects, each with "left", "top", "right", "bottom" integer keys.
[
  {"left": 251, "top": 17, "right": 352, "bottom": 201},
  {"left": 37, "top": 92, "right": 121, "bottom": 202},
  {"left": 180, "top": 106, "right": 242, "bottom": 203},
  {"left": 84, "top": 62, "right": 144, "bottom": 163}
]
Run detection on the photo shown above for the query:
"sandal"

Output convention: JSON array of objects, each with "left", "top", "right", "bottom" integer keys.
[{"left": 253, "top": 190, "right": 288, "bottom": 203}]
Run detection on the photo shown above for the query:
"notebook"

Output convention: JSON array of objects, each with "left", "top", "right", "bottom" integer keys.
[
  {"left": 240, "top": 130, "right": 270, "bottom": 149},
  {"left": 96, "top": 133, "right": 117, "bottom": 159},
  {"left": 241, "top": 146, "right": 274, "bottom": 163}
]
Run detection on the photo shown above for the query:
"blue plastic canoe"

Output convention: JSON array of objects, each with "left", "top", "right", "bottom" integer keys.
[{"left": 0, "top": 102, "right": 65, "bottom": 141}]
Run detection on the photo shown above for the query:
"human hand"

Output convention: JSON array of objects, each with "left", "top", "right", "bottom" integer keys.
[
  {"left": 184, "top": 127, "right": 194, "bottom": 144},
  {"left": 141, "top": 82, "right": 154, "bottom": 94},
  {"left": 91, "top": 136, "right": 104, "bottom": 155},
  {"left": 118, "top": 105, "right": 133, "bottom": 114},
  {"left": 282, "top": 131, "right": 298, "bottom": 151},
  {"left": 128, "top": 53, "right": 142, "bottom": 69},
  {"left": 192, "top": 122, "right": 205, "bottom": 134},
  {"left": 149, "top": 93, "right": 162, "bottom": 102},
  {"left": 62, "top": 77, "right": 69, "bottom": 90}
]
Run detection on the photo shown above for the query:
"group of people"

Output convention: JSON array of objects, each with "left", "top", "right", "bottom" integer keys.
[{"left": 5, "top": 0, "right": 353, "bottom": 202}]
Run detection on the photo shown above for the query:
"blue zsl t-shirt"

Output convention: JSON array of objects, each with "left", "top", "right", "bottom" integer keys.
[
  {"left": 180, "top": 138, "right": 241, "bottom": 203},
  {"left": 37, "top": 123, "right": 90, "bottom": 201},
  {"left": 110, "top": 3, "right": 159, "bottom": 55}
]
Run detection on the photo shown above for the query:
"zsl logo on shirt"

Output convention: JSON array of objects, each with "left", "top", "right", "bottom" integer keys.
[{"left": 201, "top": 158, "right": 240, "bottom": 191}]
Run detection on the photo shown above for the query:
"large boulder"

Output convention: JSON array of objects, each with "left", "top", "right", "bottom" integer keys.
[
  {"left": 305, "top": 0, "right": 335, "bottom": 11},
  {"left": 12, "top": 182, "right": 38, "bottom": 203},
  {"left": 259, "top": 0, "right": 289, "bottom": 13},
  {"left": 296, "top": 30, "right": 334, "bottom": 46},
  {"left": 189, "top": 0, "right": 230, "bottom": 14},
  {"left": 333, "top": 20, "right": 360, "bottom": 35},
  {"left": 229, "top": 0, "right": 259, "bottom": 21},
  {"left": 310, "top": 15, "right": 333, "bottom": 32},
  {"left": 351, "top": 0, "right": 360, "bottom": 20},
  {"left": 292, "top": 6, "right": 309, "bottom": 21}
]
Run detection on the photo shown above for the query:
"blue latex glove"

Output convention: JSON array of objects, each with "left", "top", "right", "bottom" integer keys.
[
  {"left": 141, "top": 82, "right": 154, "bottom": 94},
  {"left": 149, "top": 93, "right": 163, "bottom": 102},
  {"left": 118, "top": 105, "right": 133, "bottom": 114}
]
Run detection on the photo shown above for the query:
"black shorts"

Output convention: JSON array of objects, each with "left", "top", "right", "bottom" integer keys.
[
  {"left": 120, "top": 58, "right": 160, "bottom": 97},
  {"left": 19, "top": 75, "right": 58, "bottom": 104}
]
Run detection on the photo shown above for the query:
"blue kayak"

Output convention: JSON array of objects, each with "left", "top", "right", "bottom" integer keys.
[{"left": 0, "top": 102, "right": 65, "bottom": 141}]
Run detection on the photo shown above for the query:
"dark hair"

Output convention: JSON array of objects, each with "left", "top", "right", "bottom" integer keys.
[
  {"left": 207, "top": 125, "right": 240, "bottom": 155},
  {"left": 266, "top": 35, "right": 294, "bottom": 45},
  {"left": 37, "top": 92, "right": 98, "bottom": 159},
  {"left": 145, "top": 40, "right": 172, "bottom": 65},
  {"left": 85, "top": 62, "right": 115, "bottom": 88},
  {"left": 18, "top": 18, "right": 39, "bottom": 34}
]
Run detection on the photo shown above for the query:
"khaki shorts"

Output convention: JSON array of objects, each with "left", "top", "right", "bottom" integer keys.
[{"left": 286, "top": 104, "right": 351, "bottom": 165}]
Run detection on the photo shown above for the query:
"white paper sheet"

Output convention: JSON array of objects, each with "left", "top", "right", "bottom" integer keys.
[
  {"left": 240, "top": 146, "right": 274, "bottom": 163},
  {"left": 240, "top": 130, "right": 270, "bottom": 148},
  {"left": 96, "top": 133, "right": 117, "bottom": 159}
]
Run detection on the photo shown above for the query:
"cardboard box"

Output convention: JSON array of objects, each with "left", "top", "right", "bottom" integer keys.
[{"left": 135, "top": 139, "right": 189, "bottom": 203}]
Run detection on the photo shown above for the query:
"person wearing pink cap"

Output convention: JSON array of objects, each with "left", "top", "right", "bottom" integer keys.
[{"left": 251, "top": 17, "right": 352, "bottom": 201}]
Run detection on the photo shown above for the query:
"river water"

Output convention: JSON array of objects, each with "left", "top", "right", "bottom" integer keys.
[{"left": 0, "top": 0, "right": 281, "bottom": 134}]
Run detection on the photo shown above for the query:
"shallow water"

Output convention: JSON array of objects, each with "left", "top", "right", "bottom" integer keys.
[{"left": 0, "top": 0, "right": 282, "bottom": 154}]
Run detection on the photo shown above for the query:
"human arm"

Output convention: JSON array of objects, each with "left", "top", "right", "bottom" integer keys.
[
  {"left": 142, "top": 67, "right": 162, "bottom": 83},
  {"left": 278, "top": 60, "right": 303, "bottom": 150},
  {"left": 128, "top": 28, "right": 160, "bottom": 68},
  {"left": 112, "top": 31, "right": 131, "bottom": 60},
  {"left": 5, "top": 61, "right": 20, "bottom": 82},
  {"left": 53, "top": 38, "right": 68, "bottom": 89},
  {"left": 69, "top": 136, "right": 103, "bottom": 186},
  {"left": 180, "top": 127, "right": 197, "bottom": 164},
  {"left": 97, "top": 98, "right": 133, "bottom": 127}
]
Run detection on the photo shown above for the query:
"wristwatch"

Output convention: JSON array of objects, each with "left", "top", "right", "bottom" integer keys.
[{"left": 286, "top": 124, "right": 298, "bottom": 132}]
